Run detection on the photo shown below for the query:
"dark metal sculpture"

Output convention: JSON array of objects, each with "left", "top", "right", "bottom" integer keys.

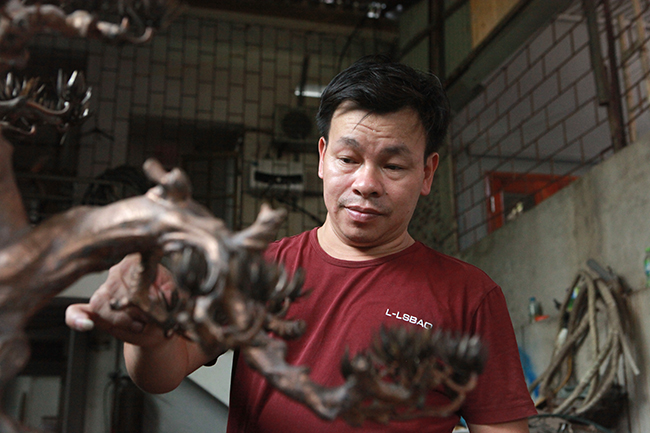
[
  {"left": 0, "top": 0, "right": 181, "bottom": 71},
  {"left": 0, "top": 1, "right": 486, "bottom": 431}
]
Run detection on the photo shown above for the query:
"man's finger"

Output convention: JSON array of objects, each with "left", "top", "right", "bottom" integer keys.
[{"left": 65, "top": 303, "right": 96, "bottom": 332}]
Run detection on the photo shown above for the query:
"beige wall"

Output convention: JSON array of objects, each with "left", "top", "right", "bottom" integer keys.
[{"left": 459, "top": 136, "right": 650, "bottom": 432}]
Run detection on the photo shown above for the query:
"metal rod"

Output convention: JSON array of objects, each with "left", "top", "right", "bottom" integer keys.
[
  {"left": 466, "top": 153, "right": 599, "bottom": 166},
  {"left": 398, "top": 0, "right": 467, "bottom": 62},
  {"left": 602, "top": 0, "right": 628, "bottom": 151},
  {"left": 429, "top": 0, "right": 446, "bottom": 78},
  {"left": 583, "top": 0, "right": 610, "bottom": 104},
  {"left": 631, "top": 0, "right": 650, "bottom": 104},
  {"left": 617, "top": 13, "right": 637, "bottom": 143}
]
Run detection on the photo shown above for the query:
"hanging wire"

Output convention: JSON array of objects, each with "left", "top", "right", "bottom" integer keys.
[{"left": 336, "top": 5, "right": 372, "bottom": 71}]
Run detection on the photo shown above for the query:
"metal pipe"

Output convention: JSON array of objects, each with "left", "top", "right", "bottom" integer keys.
[
  {"left": 631, "top": 0, "right": 650, "bottom": 104},
  {"left": 583, "top": 0, "right": 610, "bottom": 104},
  {"left": 617, "top": 14, "right": 637, "bottom": 143},
  {"left": 429, "top": 0, "right": 446, "bottom": 78},
  {"left": 602, "top": 0, "right": 628, "bottom": 151}
]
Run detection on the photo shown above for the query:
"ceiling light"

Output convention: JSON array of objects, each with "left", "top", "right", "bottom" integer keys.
[{"left": 294, "top": 84, "right": 327, "bottom": 98}]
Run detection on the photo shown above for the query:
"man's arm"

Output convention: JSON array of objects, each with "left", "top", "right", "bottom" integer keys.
[
  {"left": 468, "top": 418, "right": 530, "bottom": 433},
  {"left": 122, "top": 331, "right": 213, "bottom": 394},
  {"left": 65, "top": 254, "right": 222, "bottom": 394}
]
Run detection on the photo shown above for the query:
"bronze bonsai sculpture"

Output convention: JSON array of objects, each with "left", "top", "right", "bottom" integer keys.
[{"left": 0, "top": 1, "right": 486, "bottom": 431}]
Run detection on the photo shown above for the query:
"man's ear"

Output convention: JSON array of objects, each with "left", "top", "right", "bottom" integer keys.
[
  {"left": 318, "top": 137, "right": 327, "bottom": 179},
  {"left": 421, "top": 152, "right": 439, "bottom": 196}
]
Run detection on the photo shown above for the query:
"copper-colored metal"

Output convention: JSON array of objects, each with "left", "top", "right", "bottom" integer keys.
[
  {"left": 0, "top": 0, "right": 181, "bottom": 70},
  {"left": 0, "top": 149, "right": 486, "bottom": 430},
  {"left": 0, "top": 1, "right": 486, "bottom": 431}
]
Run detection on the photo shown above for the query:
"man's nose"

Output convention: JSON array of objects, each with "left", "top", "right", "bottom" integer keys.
[{"left": 352, "top": 165, "right": 383, "bottom": 198}]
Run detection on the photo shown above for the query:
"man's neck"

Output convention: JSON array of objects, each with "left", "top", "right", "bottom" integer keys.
[{"left": 316, "top": 222, "right": 415, "bottom": 261}]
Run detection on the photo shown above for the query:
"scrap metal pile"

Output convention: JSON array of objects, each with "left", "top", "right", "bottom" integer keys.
[{"left": 0, "top": 1, "right": 486, "bottom": 431}]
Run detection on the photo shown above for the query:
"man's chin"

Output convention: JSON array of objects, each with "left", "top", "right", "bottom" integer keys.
[{"left": 341, "top": 230, "right": 382, "bottom": 249}]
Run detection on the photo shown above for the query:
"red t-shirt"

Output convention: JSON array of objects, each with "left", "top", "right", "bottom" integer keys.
[{"left": 227, "top": 229, "right": 536, "bottom": 432}]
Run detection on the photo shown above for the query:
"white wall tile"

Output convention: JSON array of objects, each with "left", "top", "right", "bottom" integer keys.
[
  {"left": 115, "top": 89, "right": 132, "bottom": 120},
  {"left": 245, "top": 73, "right": 260, "bottom": 102},
  {"left": 212, "top": 98, "right": 228, "bottom": 122},
  {"left": 185, "top": 17, "right": 200, "bottom": 39},
  {"left": 133, "top": 75, "right": 150, "bottom": 106},
  {"left": 150, "top": 64, "right": 166, "bottom": 92},
  {"left": 96, "top": 101, "right": 114, "bottom": 132},
  {"left": 199, "top": 53, "right": 215, "bottom": 82},
  {"left": 169, "top": 23, "right": 184, "bottom": 50},
  {"left": 165, "top": 78, "right": 182, "bottom": 108},
  {"left": 181, "top": 96, "right": 196, "bottom": 119},
  {"left": 118, "top": 58, "right": 134, "bottom": 88},
  {"left": 230, "top": 56, "right": 245, "bottom": 86},
  {"left": 200, "top": 25, "right": 216, "bottom": 52},
  {"left": 152, "top": 36, "right": 168, "bottom": 62},
  {"left": 183, "top": 67, "right": 198, "bottom": 96},
  {"left": 244, "top": 102, "right": 259, "bottom": 127},
  {"left": 135, "top": 46, "right": 152, "bottom": 75},
  {"left": 167, "top": 50, "right": 183, "bottom": 78},
  {"left": 216, "top": 41, "right": 231, "bottom": 64},
  {"left": 184, "top": 39, "right": 200, "bottom": 66},
  {"left": 112, "top": 119, "right": 130, "bottom": 164},
  {"left": 216, "top": 21, "right": 231, "bottom": 42},
  {"left": 197, "top": 83, "right": 213, "bottom": 112},
  {"left": 150, "top": 93, "right": 164, "bottom": 116},
  {"left": 99, "top": 70, "right": 117, "bottom": 100},
  {"left": 229, "top": 85, "right": 244, "bottom": 114}
]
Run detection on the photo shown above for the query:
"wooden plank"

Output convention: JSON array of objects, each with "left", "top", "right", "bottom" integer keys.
[{"left": 470, "top": 0, "right": 520, "bottom": 48}]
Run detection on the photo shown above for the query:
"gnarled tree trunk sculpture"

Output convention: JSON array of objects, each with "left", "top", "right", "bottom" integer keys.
[
  {"left": 0, "top": 146, "right": 486, "bottom": 431},
  {"left": 0, "top": 1, "right": 487, "bottom": 432}
]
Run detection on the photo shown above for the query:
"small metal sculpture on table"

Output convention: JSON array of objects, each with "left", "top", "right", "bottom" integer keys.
[{"left": 0, "top": 2, "right": 486, "bottom": 432}]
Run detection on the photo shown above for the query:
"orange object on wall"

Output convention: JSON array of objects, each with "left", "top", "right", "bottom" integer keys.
[{"left": 486, "top": 172, "right": 576, "bottom": 233}]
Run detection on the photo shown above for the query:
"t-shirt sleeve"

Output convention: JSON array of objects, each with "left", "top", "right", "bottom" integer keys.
[{"left": 459, "top": 286, "right": 538, "bottom": 424}]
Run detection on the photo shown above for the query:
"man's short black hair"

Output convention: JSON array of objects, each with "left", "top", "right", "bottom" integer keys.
[{"left": 316, "top": 55, "right": 450, "bottom": 158}]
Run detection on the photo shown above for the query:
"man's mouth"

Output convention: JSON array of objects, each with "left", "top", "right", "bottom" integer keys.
[{"left": 344, "top": 205, "right": 384, "bottom": 222}]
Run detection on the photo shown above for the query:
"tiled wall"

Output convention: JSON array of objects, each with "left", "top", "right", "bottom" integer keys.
[
  {"left": 448, "top": 8, "right": 648, "bottom": 250},
  {"left": 32, "top": 9, "right": 394, "bottom": 237}
]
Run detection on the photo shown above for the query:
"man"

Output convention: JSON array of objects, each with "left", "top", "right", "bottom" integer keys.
[{"left": 66, "top": 55, "right": 536, "bottom": 432}]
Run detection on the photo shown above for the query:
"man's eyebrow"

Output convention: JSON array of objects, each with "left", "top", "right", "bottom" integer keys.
[
  {"left": 379, "top": 144, "right": 411, "bottom": 157},
  {"left": 337, "top": 136, "right": 360, "bottom": 149},
  {"left": 337, "top": 136, "right": 412, "bottom": 157}
]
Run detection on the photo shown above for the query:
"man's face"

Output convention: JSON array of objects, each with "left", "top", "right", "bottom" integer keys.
[{"left": 318, "top": 104, "right": 438, "bottom": 250}]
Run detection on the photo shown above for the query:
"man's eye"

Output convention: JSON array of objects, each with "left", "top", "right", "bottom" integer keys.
[
  {"left": 340, "top": 157, "right": 355, "bottom": 164},
  {"left": 385, "top": 165, "right": 403, "bottom": 171}
]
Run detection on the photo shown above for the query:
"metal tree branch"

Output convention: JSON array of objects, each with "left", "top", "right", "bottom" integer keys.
[
  {"left": 0, "top": 137, "right": 29, "bottom": 246},
  {"left": 0, "top": 0, "right": 181, "bottom": 70},
  {"left": 241, "top": 326, "right": 484, "bottom": 424},
  {"left": 0, "top": 152, "right": 486, "bottom": 432}
]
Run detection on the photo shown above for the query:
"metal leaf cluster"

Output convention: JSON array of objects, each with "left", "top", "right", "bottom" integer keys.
[
  {"left": 338, "top": 326, "right": 487, "bottom": 425},
  {"left": 0, "top": 0, "right": 181, "bottom": 71},
  {"left": 0, "top": 70, "right": 91, "bottom": 135}
]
